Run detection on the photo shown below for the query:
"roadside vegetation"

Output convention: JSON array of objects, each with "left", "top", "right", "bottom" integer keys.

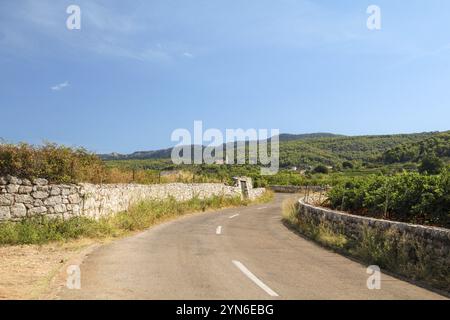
[
  {"left": 0, "top": 143, "right": 105, "bottom": 183},
  {"left": 282, "top": 197, "right": 450, "bottom": 292},
  {"left": 0, "top": 192, "right": 273, "bottom": 246},
  {"left": 1, "top": 131, "right": 448, "bottom": 187},
  {"left": 326, "top": 168, "right": 450, "bottom": 228}
]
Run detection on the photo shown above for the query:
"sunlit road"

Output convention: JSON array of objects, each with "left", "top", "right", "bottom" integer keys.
[{"left": 58, "top": 194, "right": 446, "bottom": 300}]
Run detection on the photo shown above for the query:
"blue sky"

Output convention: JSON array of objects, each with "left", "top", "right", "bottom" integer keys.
[{"left": 1, "top": 0, "right": 449, "bottom": 153}]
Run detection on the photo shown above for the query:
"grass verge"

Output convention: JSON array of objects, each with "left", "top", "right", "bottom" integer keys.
[
  {"left": 282, "top": 197, "right": 347, "bottom": 249},
  {"left": 0, "top": 192, "right": 273, "bottom": 246}
]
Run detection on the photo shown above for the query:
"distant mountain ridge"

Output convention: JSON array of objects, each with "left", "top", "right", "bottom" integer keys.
[
  {"left": 99, "top": 131, "right": 450, "bottom": 168},
  {"left": 100, "top": 147, "right": 173, "bottom": 160},
  {"left": 99, "top": 132, "right": 341, "bottom": 160},
  {"left": 276, "top": 133, "right": 344, "bottom": 142}
]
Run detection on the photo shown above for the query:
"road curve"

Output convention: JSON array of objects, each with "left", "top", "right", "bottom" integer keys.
[{"left": 58, "top": 194, "right": 446, "bottom": 300}]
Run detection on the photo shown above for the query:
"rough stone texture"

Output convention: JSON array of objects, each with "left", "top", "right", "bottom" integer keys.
[
  {"left": 6, "top": 184, "right": 19, "bottom": 193},
  {"left": 18, "top": 186, "right": 33, "bottom": 194},
  {"left": 269, "top": 185, "right": 329, "bottom": 193},
  {"left": 28, "top": 206, "right": 47, "bottom": 216},
  {"left": 50, "top": 186, "right": 61, "bottom": 196},
  {"left": 7, "top": 176, "right": 22, "bottom": 185},
  {"left": 32, "top": 191, "right": 49, "bottom": 199},
  {"left": 11, "top": 203, "right": 27, "bottom": 218},
  {"left": 0, "top": 206, "right": 10, "bottom": 220},
  {"left": 33, "top": 178, "right": 48, "bottom": 186},
  {"left": 297, "top": 200, "right": 450, "bottom": 271},
  {"left": 15, "top": 194, "right": 34, "bottom": 204},
  {"left": 0, "top": 176, "right": 265, "bottom": 222},
  {"left": 0, "top": 194, "right": 13, "bottom": 206}
]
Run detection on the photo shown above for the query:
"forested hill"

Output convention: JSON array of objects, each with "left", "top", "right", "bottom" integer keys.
[
  {"left": 382, "top": 131, "right": 450, "bottom": 164},
  {"left": 99, "top": 132, "right": 342, "bottom": 161},
  {"left": 101, "top": 131, "right": 449, "bottom": 168},
  {"left": 278, "top": 132, "right": 441, "bottom": 168}
]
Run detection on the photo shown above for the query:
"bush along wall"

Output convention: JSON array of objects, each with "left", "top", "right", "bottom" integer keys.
[{"left": 326, "top": 171, "right": 450, "bottom": 228}]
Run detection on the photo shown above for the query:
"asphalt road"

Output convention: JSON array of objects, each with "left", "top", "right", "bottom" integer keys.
[{"left": 58, "top": 194, "right": 446, "bottom": 300}]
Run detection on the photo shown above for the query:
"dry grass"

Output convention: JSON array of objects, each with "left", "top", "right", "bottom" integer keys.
[
  {"left": 0, "top": 239, "right": 97, "bottom": 300},
  {"left": 281, "top": 197, "right": 299, "bottom": 222},
  {"left": 0, "top": 194, "right": 268, "bottom": 245},
  {"left": 0, "top": 191, "right": 273, "bottom": 299},
  {"left": 282, "top": 196, "right": 450, "bottom": 293},
  {"left": 282, "top": 197, "right": 347, "bottom": 249}
]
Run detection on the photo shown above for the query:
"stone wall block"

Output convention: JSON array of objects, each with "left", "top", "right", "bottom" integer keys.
[
  {"left": 0, "top": 206, "right": 11, "bottom": 220},
  {"left": 54, "top": 204, "right": 67, "bottom": 214},
  {"left": 11, "top": 203, "right": 27, "bottom": 218},
  {"left": 0, "top": 194, "right": 14, "bottom": 206},
  {"left": 15, "top": 194, "right": 34, "bottom": 204},
  {"left": 6, "top": 185, "right": 20, "bottom": 193},
  {"left": 7, "top": 176, "right": 22, "bottom": 185},
  {"left": 32, "top": 191, "right": 49, "bottom": 199},
  {"left": 44, "top": 196, "right": 62, "bottom": 206},
  {"left": 0, "top": 177, "right": 7, "bottom": 185},
  {"left": 18, "top": 186, "right": 33, "bottom": 194},
  {"left": 33, "top": 178, "right": 48, "bottom": 186},
  {"left": 50, "top": 187, "right": 61, "bottom": 195},
  {"left": 28, "top": 206, "right": 47, "bottom": 216}
]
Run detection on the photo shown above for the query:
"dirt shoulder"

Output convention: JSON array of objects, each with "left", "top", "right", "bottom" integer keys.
[{"left": 0, "top": 239, "right": 100, "bottom": 300}]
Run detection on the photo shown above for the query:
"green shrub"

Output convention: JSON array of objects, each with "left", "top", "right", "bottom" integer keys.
[
  {"left": 419, "top": 154, "right": 444, "bottom": 174},
  {"left": 313, "top": 165, "right": 329, "bottom": 174},
  {"left": 0, "top": 143, "right": 105, "bottom": 183},
  {"left": 327, "top": 170, "right": 450, "bottom": 228},
  {"left": 342, "top": 161, "right": 354, "bottom": 169}
]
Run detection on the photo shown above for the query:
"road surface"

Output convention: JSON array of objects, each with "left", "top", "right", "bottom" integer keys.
[{"left": 58, "top": 194, "right": 446, "bottom": 300}]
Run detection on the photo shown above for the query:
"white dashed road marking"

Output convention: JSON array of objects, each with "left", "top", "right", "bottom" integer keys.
[{"left": 232, "top": 260, "right": 279, "bottom": 297}]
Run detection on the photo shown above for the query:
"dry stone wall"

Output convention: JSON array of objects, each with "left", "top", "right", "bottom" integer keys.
[
  {"left": 297, "top": 200, "right": 450, "bottom": 269},
  {"left": 269, "top": 185, "right": 329, "bottom": 193},
  {"left": 0, "top": 175, "right": 265, "bottom": 221}
]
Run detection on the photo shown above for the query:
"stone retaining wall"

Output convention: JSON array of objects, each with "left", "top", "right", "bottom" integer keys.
[
  {"left": 0, "top": 175, "right": 265, "bottom": 221},
  {"left": 297, "top": 200, "right": 450, "bottom": 272},
  {"left": 269, "top": 185, "right": 328, "bottom": 193}
]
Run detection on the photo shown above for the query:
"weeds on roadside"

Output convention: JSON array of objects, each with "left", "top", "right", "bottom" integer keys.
[
  {"left": 282, "top": 198, "right": 450, "bottom": 292},
  {"left": 282, "top": 198, "right": 347, "bottom": 249},
  {"left": 0, "top": 192, "right": 273, "bottom": 246}
]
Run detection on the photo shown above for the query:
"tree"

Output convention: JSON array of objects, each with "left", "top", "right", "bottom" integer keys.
[
  {"left": 418, "top": 154, "right": 444, "bottom": 175},
  {"left": 342, "top": 161, "right": 353, "bottom": 169},
  {"left": 313, "top": 165, "right": 329, "bottom": 174}
]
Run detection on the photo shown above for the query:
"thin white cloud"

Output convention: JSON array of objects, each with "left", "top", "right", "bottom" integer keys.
[
  {"left": 0, "top": 0, "right": 173, "bottom": 63},
  {"left": 51, "top": 81, "right": 70, "bottom": 91},
  {"left": 2, "top": 0, "right": 409, "bottom": 63}
]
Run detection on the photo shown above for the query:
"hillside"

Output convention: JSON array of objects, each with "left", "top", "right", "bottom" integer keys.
[
  {"left": 276, "top": 133, "right": 343, "bottom": 142},
  {"left": 102, "top": 131, "right": 448, "bottom": 169},
  {"left": 382, "top": 131, "right": 450, "bottom": 164},
  {"left": 99, "top": 133, "right": 341, "bottom": 161},
  {"left": 100, "top": 147, "right": 173, "bottom": 161},
  {"left": 279, "top": 132, "right": 442, "bottom": 168}
]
